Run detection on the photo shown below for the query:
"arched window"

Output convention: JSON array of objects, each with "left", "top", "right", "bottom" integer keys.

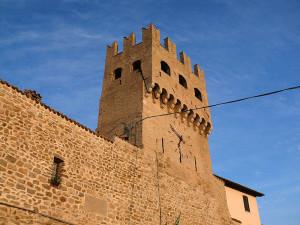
[
  {"left": 132, "top": 60, "right": 142, "bottom": 72},
  {"left": 194, "top": 88, "right": 202, "bottom": 101},
  {"left": 114, "top": 68, "right": 122, "bottom": 80},
  {"left": 179, "top": 75, "right": 187, "bottom": 89},
  {"left": 161, "top": 61, "right": 170, "bottom": 75}
]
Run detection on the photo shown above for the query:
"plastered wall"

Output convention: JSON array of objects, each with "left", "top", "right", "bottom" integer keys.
[{"left": 224, "top": 187, "right": 262, "bottom": 225}]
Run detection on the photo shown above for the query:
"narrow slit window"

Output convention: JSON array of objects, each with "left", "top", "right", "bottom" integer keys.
[
  {"left": 161, "top": 61, "right": 170, "bottom": 75},
  {"left": 132, "top": 60, "right": 142, "bottom": 72},
  {"left": 179, "top": 75, "right": 187, "bottom": 89},
  {"left": 194, "top": 88, "right": 202, "bottom": 101},
  {"left": 161, "top": 138, "right": 165, "bottom": 153},
  {"left": 194, "top": 157, "right": 197, "bottom": 171},
  {"left": 50, "top": 157, "right": 64, "bottom": 187},
  {"left": 114, "top": 68, "right": 122, "bottom": 80},
  {"left": 243, "top": 195, "right": 250, "bottom": 212}
]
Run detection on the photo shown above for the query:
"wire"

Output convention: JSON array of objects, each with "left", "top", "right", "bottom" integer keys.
[
  {"left": 139, "top": 68, "right": 150, "bottom": 92},
  {"left": 134, "top": 84, "right": 300, "bottom": 125},
  {"left": 104, "top": 68, "right": 149, "bottom": 140}
]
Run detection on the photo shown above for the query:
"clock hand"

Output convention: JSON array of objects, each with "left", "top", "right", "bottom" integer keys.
[
  {"left": 177, "top": 139, "right": 182, "bottom": 148},
  {"left": 178, "top": 144, "right": 183, "bottom": 163},
  {"left": 170, "top": 125, "right": 180, "bottom": 137},
  {"left": 180, "top": 136, "right": 185, "bottom": 144},
  {"left": 177, "top": 137, "right": 186, "bottom": 149},
  {"left": 170, "top": 125, "right": 184, "bottom": 142}
]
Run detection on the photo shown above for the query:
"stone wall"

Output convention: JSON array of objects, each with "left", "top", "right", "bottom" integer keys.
[
  {"left": 97, "top": 24, "right": 213, "bottom": 174},
  {"left": 0, "top": 80, "right": 233, "bottom": 224}
]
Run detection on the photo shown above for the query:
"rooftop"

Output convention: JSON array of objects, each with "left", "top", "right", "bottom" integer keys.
[{"left": 215, "top": 174, "right": 264, "bottom": 197}]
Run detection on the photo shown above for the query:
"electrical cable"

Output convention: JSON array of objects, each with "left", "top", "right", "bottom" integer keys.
[
  {"left": 133, "top": 84, "right": 300, "bottom": 125},
  {"left": 138, "top": 67, "right": 150, "bottom": 92}
]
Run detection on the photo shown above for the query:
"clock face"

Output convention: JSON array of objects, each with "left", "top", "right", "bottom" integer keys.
[{"left": 167, "top": 122, "right": 193, "bottom": 163}]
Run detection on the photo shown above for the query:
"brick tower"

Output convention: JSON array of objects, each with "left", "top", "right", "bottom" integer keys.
[{"left": 97, "top": 24, "right": 213, "bottom": 172}]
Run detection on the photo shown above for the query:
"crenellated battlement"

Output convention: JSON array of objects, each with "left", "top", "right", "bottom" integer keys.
[
  {"left": 123, "top": 32, "right": 136, "bottom": 51},
  {"left": 106, "top": 41, "right": 119, "bottom": 56},
  {"left": 106, "top": 24, "right": 159, "bottom": 57},
  {"left": 163, "top": 37, "right": 176, "bottom": 55},
  {"left": 99, "top": 24, "right": 212, "bottom": 172},
  {"left": 106, "top": 24, "right": 203, "bottom": 77},
  {"left": 0, "top": 23, "right": 243, "bottom": 225}
]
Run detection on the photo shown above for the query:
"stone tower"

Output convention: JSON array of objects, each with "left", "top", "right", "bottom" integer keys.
[{"left": 97, "top": 24, "right": 213, "bottom": 173}]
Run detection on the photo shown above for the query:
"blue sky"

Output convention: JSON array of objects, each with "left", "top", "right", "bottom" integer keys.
[{"left": 1, "top": 0, "right": 300, "bottom": 224}]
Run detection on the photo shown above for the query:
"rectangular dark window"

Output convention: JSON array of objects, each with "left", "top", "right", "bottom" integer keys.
[
  {"left": 50, "top": 157, "right": 64, "bottom": 187},
  {"left": 114, "top": 68, "right": 122, "bottom": 80},
  {"left": 132, "top": 60, "right": 142, "bottom": 72},
  {"left": 243, "top": 195, "right": 250, "bottom": 212}
]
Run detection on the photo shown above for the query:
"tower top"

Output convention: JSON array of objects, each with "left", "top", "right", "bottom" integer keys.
[
  {"left": 97, "top": 24, "right": 212, "bottom": 171},
  {"left": 106, "top": 24, "right": 204, "bottom": 77}
]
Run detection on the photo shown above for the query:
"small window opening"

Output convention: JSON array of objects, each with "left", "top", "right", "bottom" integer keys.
[
  {"left": 132, "top": 60, "right": 142, "bottom": 72},
  {"left": 114, "top": 68, "right": 122, "bottom": 80},
  {"left": 161, "top": 61, "right": 170, "bottom": 75},
  {"left": 179, "top": 151, "right": 182, "bottom": 163},
  {"left": 50, "top": 157, "right": 64, "bottom": 187},
  {"left": 161, "top": 138, "right": 165, "bottom": 153},
  {"left": 194, "top": 88, "right": 202, "bottom": 101},
  {"left": 243, "top": 195, "right": 250, "bottom": 212},
  {"left": 179, "top": 75, "right": 187, "bottom": 89},
  {"left": 194, "top": 157, "right": 197, "bottom": 171}
]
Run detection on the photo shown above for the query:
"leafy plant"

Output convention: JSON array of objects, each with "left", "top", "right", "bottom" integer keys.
[
  {"left": 174, "top": 214, "right": 180, "bottom": 225},
  {"left": 50, "top": 175, "right": 61, "bottom": 186},
  {"left": 164, "top": 213, "right": 181, "bottom": 225}
]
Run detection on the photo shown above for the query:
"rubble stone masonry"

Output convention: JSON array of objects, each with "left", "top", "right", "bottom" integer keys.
[
  {"left": 0, "top": 24, "right": 236, "bottom": 225},
  {"left": 0, "top": 80, "right": 234, "bottom": 225}
]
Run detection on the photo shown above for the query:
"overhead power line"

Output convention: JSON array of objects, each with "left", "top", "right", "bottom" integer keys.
[
  {"left": 135, "top": 84, "right": 300, "bottom": 124},
  {"left": 114, "top": 84, "right": 300, "bottom": 142}
]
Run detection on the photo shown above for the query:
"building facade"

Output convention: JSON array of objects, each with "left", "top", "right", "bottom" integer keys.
[
  {"left": 216, "top": 175, "right": 264, "bottom": 225},
  {"left": 0, "top": 25, "right": 262, "bottom": 225},
  {"left": 97, "top": 24, "right": 212, "bottom": 174}
]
